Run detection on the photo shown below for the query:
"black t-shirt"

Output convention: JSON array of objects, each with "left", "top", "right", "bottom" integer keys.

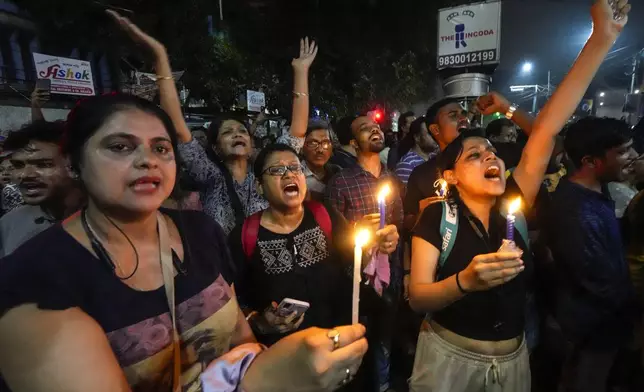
[
  {"left": 230, "top": 207, "right": 350, "bottom": 345},
  {"left": 0, "top": 209, "right": 239, "bottom": 392},
  {"left": 412, "top": 176, "right": 533, "bottom": 341},
  {"left": 404, "top": 156, "right": 440, "bottom": 216}
]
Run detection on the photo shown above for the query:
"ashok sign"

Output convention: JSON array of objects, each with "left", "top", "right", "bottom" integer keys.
[
  {"left": 437, "top": 1, "right": 502, "bottom": 70},
  {"left": 32, "top": 53, "right": 95, "bottom": 96}
]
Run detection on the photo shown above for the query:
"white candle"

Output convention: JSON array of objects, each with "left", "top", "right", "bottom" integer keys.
[{"left": 353, "top": 229, "right": 370, "bottom": 324}]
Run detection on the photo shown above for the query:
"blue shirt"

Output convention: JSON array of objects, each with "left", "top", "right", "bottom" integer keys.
[
  {"left": 395, "top": 151, "right": 433, "bottom": 185},
  {"left": 545, "top": 180, "right": 636, "bottom": 347}
]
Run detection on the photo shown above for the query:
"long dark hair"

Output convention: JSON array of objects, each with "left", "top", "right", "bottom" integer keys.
[{"left": 206, "top": 113, "right": 251, "bottom": 227}]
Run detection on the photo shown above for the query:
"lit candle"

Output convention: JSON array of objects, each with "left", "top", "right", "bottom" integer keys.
[
  {"left": 377, "top": 184, "right": 391, "bottom": 229},
  {"left": 353, "top": 229, "right": 370, "bottom": 324},
  {"left": 506, "top": 198, "right": 521, "bottom": 241}
]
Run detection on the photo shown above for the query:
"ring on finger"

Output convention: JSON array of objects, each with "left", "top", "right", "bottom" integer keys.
[{"left": 327, "top": 329, "right": 340, "bottom": 350}]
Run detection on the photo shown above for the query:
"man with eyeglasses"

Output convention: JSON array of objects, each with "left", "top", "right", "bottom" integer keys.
[{"left": 301, "top": 124, "right": 341, "bottom": 202}]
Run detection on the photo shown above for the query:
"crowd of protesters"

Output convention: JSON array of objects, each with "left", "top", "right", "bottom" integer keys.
[{"left": 0, "top": 1, "right": 640, "bottom": 392}]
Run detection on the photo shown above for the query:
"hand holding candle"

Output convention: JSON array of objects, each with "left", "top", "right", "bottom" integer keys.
[
  {"left": 506, "top": 198, "right": 521, "bottom": 241},
  {"left": 353, "top": 229, "right": 370, "bottom": 324},
  {"left": 377, "top": 184, "right": 391, "bottom": 229}
]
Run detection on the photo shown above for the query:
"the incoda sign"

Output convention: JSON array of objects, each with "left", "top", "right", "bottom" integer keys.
[{"left": 437, "top": 1, "right": 502, "bottom": 70}]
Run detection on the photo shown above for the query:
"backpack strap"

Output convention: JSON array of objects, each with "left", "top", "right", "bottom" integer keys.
[
  {"left": 304, "top": 200, "right": 332, "bottom": 244},
  {"left": 438, "top": 201, "right": 459, "bottom": 269},
  {"left": 241, "top": 201, "right": 332, "bottom": 260},
  {"left": 241, "top": 211, "right": 263, "bottom": 259}
]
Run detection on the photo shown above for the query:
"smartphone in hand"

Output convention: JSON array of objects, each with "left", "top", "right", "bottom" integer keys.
[{"left": 277, "top": 298, "right": 310, "bottom": 318}]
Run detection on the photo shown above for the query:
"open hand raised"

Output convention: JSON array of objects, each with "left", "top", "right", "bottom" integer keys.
[
  {"left": 292, "top": 37, "right": 318, "bottom": 72},
  {"left": 106, "top": 10, "right": 167, "bottom": 56}
]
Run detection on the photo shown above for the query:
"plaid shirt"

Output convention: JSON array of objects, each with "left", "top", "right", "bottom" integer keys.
[{"left": 325, "top": 164, "right": 403, "bottom": 227}]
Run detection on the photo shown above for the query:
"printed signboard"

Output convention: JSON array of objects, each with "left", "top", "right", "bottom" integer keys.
[
  {"left": 437, "top": 1, "right": 502, "bottom": 70},
  {"left": 33, "top": 53, "right": 95, "bottom": 96},
  {"left": 247, "top": 90, "right": 266, "bottom": 112}
]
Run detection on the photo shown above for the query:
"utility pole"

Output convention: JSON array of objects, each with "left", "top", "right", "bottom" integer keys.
[
  {"left": 547, "top": 70, "right": 551, "bottom": 97},
  {"left": 630, "top": 55, "right": 637, "bottom": 93},
  {"left": 219, "top": 0, "right": 224, "bottom": 21},
  {"left": 532, "top": 85, "right": 538, "bottom": 114}
]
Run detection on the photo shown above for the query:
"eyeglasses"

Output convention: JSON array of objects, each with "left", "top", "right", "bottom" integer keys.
[
  {"left": 261, "top": 164, "right": 303, "bottom": 177},
  {"left": 305, "top": 140, "right": 332, "bottom": 150}
]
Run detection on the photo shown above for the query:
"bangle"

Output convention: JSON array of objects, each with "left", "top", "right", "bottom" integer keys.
[
  {"left": 455, "top": 272, "right": 469, "bottom": 294},
  {"left": 155, "top": 75, "right": 174, "bottom": 81},
  {"left": 293, "top": 91, "right": 309, "bottom": 98}
]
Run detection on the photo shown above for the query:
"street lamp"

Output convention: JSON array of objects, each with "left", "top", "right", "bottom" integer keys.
[
  {"left": 599, "top": 92, "right": 606, "bottom": 97},
  {"left": 521, "top": 62, "right": 533, "bottom": 74}
]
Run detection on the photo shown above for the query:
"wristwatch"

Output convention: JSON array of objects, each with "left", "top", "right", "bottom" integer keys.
[{"left": 505, "top": 104, "right": 518, "bottom": 120}]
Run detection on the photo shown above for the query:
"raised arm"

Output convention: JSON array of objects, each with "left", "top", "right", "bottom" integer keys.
[
  {"left": 476, "top": 92, "right": 534, "bottom": 136},
  {"left": 0, "top": 305, "right": 131, "bottom": 392},
  {"left": 289, "top": 38, "right": 318, "bottom": 139},
  {"left": 107, "top": 10, "right": 192, "bottom": 144},
  {"left": 30, "top": 88, "right": 48, "bottom": 122},
  {"left": 513, "top": 0, "right": 630, "bottom": 206}
]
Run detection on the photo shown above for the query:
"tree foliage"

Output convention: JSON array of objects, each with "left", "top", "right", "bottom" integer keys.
[{"left": 14, "top": 0, "right": 450, "bottom": 116}]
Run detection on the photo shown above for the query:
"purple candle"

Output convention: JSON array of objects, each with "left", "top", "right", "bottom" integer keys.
[
  {"left": 506, "top": 198, "right": 521, "bottom": 241},
  {"left": 377, "top": 184, "right": 391, "bottom": 229}
]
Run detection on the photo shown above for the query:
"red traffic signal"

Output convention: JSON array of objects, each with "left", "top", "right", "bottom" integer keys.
[{"left": 374, "top": 111, "right": 383, "bottom": 121}]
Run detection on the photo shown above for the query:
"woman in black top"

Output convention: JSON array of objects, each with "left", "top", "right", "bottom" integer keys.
[
  {"left": 0, "top": 92, "right": 369, "bottom": 392},
  {"left": 230, "top": 144, "right": 350, "bottom": 346},
  {"left": 408, "top": 2, "right": 630, "bottom": 391}
]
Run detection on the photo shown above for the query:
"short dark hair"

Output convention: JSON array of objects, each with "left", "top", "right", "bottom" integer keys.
[
  {"left": 564, "top": 117, "right": 632, "bottom": 169},
  {"left": 334, "top": 116, "right": 357, "bottom": 145},
  {"left": 4, "top": 120, "right": 66, "bottom": 151},
  {"left": 398, "top": 111, "right": 415, "bottom": 128},
  {"left": 253, "top": 143, "right": 299, "bottom": 183},
  {"left": 486, "top": 118, "right": 514, "bottom": 138},
  {"left": 425, "top": 98, "right": 460, "bottom": 126},
  {"left": 397, "top": 116, "right": 427, "bottom": 159},
  {"left": 305, "top": 121, "right": 330, "bottom": 138}
]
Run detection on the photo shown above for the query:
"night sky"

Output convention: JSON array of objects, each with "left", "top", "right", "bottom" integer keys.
[{"left": 494, "top": 0, "right": 644, "bottom": 107}]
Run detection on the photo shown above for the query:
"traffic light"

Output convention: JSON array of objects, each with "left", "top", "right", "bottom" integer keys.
[{"left": 368, "top": 109, "right": 384, "bottom": 122}]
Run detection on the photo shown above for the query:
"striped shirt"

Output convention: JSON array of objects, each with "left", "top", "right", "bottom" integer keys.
[{"left": 395, "top": 151, "right": 432, "bottom": 185}]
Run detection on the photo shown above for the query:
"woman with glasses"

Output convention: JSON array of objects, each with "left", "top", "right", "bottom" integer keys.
[
  {"left": 300, "top": 124, "right": 341, "bottom": 202},
  {"left": 229, "top": 143, "right": 351, "bottom": 346}
]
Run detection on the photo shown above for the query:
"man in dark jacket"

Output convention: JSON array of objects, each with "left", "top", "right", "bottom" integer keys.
[{"left": 545, "top": 117, "right": 639, "bottom": 392}]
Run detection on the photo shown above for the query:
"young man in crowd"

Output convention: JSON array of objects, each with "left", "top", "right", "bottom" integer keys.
[
  {"left": 403, "top": 92, "right": 533, "bottom": 229},
  {"left": 0, "top": 121, "right": 82, "bottom": 257},
  {"left": 300, "top": 123, "right": 341, "bottom": 201},
  {"left": 395, "top": 116, "right": 438, "bottom": 186},
  {"left": 386, "top": 111, "right": 415, "bottom": 170},
  {"left": 329, "top": 116, "right": 359, "bottom": 169},
  {"left": 325, "top": 114, "right": 402, "bottom": 392},
  {"left": 545, "top": 117, "right": 639, "bottom": 392}
]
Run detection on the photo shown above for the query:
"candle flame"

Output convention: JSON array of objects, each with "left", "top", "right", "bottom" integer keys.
[
  {"left": 377, "top": 184, "right": 391, "bottom": 202},
  {"left": 355, "top": 229, "right": 370, "bottom": 248},
  {"left": 508, "top": 198, "right": 522, "bottom": 215}
]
